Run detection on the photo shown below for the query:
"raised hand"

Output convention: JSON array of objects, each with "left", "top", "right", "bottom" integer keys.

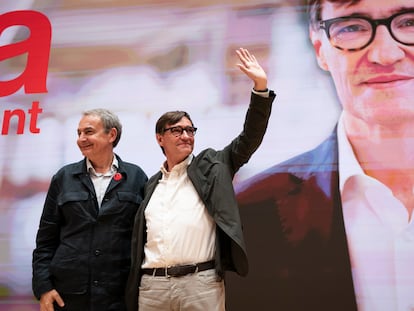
[{"left": 236, "top": 48, "right": 268, "bottom": 91}]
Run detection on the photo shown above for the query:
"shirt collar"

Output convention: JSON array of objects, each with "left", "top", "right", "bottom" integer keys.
[
  {"left": 160, "top": 154, "right": 193, "bottom": 177},
  {"left": 337, "top": 112, "right": 365, "bottom": 192},
  {"left": 87, "top": 155, "right": 118, "bottom": 176}
]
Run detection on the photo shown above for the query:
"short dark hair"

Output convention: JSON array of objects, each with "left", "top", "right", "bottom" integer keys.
[
  {"left": 307, "top": 0, "right": 361, "bottom": 28},
  {"left": 83, "top": 108, "right": 122, "bottom": 147},
  {"left": 155, "top": 111, "right": 194, "bottom": 134}
]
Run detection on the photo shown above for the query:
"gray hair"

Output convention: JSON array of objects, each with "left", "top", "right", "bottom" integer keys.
[{"left": 83, "top": 108, "right": 122, "bottom": 147}]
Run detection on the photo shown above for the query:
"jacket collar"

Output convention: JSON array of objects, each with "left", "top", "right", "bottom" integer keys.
[{"left": 72, "top": 154, "right": 127, "bottom": 194}]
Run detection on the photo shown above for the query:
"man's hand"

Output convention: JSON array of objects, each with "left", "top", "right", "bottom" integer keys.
[
  {"left": 40, "top": 289, "right": 65, "bottom": 311},
  {"left": 236, "top": 48, "right": 268, "bottom": 91}
]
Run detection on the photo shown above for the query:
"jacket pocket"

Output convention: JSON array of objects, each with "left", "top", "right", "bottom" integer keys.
[
  {"left": 117, "top": 191, "right": 142, "bottom": 205},
  {"left": 57, "top": 191, "right": 89, "bottom": 205},
  {"left": 50, "top": 255, "right": 88, "bottom": 294}
]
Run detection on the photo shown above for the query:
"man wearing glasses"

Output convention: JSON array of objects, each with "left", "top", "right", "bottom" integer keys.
[
  {"left": 125, "top": 48, "right": 275, "bottom": 311},
  {"left": 228, "top": 0, "right": 414, "bottom": 310}
]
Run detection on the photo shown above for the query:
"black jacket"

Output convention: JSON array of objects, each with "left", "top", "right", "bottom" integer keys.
[
  {"left": 32, "top": 155, "right": 147, "bottom": 311},
  {"left": 125, "top": 92, "right": 275, "bottom": 311},
  {"left": 226, "top": 129, "right": 358, "bottom": 311}
]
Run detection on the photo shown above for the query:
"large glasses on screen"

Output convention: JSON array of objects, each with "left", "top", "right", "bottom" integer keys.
[{"left": 318, "top": 10, "right": 414, "bottom": 51}]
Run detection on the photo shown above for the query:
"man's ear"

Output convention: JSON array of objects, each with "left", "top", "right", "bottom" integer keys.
[
  {"left": 156, "top": 133, "right": 163, "bottom": 147},
  {"left": 109, "top": 128, "right": 117, "bottom": 143},
  {"left": 310, "top": 26, "right": 329, "bottom": 71}
]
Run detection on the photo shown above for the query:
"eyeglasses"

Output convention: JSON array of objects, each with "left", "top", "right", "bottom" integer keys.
[
  {"left": 163, "top": 126, "right": 197, "bottom": 137},
  {"left": 318, "top": 10, "right": 414, "bottom": 51}
]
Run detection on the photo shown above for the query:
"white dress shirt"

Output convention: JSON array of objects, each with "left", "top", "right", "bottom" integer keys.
[
  {"left": 141, "top": 155, "right": 216, "bottom": 268},
  {"left": 87, "top": 156, "right": 118, "bottom": 208},
  {"left": 338, "top": 114, "right": 414, "bottom": 311}
]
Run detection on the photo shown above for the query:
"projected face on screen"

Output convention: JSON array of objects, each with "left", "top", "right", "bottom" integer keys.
[
  {"left": 2, "top": 0, "right": 414, "bottom": 310},
  {"left": 311, "top": 0, "right": 414, "bottom": 127},
  {"left": 226, "top": 1, "right": 414, "bottom": 311}
]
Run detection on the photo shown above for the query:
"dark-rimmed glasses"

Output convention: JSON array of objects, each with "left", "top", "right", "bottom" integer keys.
[
  {"left": 163, "top": 126, "right": 197, "bottom": 137},
  {"left": 318, "top": 10, "right": 414, "bottom": 51}
]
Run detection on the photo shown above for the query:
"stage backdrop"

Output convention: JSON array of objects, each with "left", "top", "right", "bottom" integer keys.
[{"left": 0, "top": 0, "right": 339, "bottom": 310}]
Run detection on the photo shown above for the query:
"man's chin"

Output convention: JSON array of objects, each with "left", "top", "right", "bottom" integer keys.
[
  {"left": 180, "top": 149, "right": 193, "bottom": 158},
  {"left": 179, "top": 145, "right": 193, "bottom": 152},
  {"left": 80, "top": 149, "right": 91, "bottom": 158}
]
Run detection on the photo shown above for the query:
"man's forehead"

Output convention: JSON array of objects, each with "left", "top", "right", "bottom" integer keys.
[
  {"left": 169, "top": 117, "right": 192, "bottom": 126},
  {"left": 321, "top": 0, "right": 413, "bottom": 19},
  {"left": 78, "top": 115, "right": 103, "bottom": 130}
]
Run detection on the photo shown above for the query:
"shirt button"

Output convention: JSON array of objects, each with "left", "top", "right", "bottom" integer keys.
[
  {"left": 93, "top": 280, "right": 99, "bottom": 286},
  {"left": 94, "top": 249, "right": 101, "bottom": 256}
]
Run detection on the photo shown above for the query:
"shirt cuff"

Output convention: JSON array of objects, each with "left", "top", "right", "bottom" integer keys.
[{"left": 252, "top": 88, "right": 270, "bottom": 98}]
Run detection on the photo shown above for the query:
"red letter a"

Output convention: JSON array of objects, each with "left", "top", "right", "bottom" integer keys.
[{"left": 0, "top": 10, "right": 52, "bottom": 97}]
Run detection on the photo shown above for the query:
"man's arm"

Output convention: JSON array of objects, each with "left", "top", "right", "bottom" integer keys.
[
  {"left": 225, "top": 48, "right": 275, "bottom": 171},
  {"left": 32, "top": 174, "right": 65, "bottom": 310}
]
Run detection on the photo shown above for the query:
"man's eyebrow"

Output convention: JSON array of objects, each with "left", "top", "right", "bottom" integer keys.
[
  {"left": 392, "top": 6, "right": 414, "bottom": 15},
  {"left": 77, "top": 126, "right": 95, "bottom": 133},
  {"left": 377, "top": 6, "right": 414, "bottom": 17},
  {"left": 335, "top": 6, "right": 414, "bottom": 19}
]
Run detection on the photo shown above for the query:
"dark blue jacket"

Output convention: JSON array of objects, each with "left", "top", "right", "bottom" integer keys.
[
  {"left": 226, "top": 129, "right": 358, "bottom": 311},
  {"left": 32, "top": 155, "right": 147, "bottom": 311}
]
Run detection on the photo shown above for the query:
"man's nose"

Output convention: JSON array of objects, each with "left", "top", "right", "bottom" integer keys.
[
  {"left": 181, "top": 130, "right": 191, "bottom": 138},
  {"left": 367, "top": 25, "right": 405, "bottom": 66}
]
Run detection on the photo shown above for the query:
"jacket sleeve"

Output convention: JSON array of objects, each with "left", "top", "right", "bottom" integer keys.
[
  {"left": 226, "top": 91, "right": 275, "bottom": 172},
  {"left": 32, "top": 174, "right": 61, "bottom": 299}
]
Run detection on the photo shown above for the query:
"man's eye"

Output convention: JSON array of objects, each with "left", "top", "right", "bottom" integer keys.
[
  {"left": 396, "top": 17, "right": 414, "bottom": 28},
  {"left": 332, "top": 23, "right": 369, "bottom": 36},
  {"left": 185, "top": 127, "right": 195, "bottom": 134},
  {"left": 171, "top": 128, "right": 182, "bottom": 134},
  {"left": 342, "top": 24, "right": 364, "bottom": 33},
  {"left": 331, "top": 20, "right": 370, "bottom": 37}
]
